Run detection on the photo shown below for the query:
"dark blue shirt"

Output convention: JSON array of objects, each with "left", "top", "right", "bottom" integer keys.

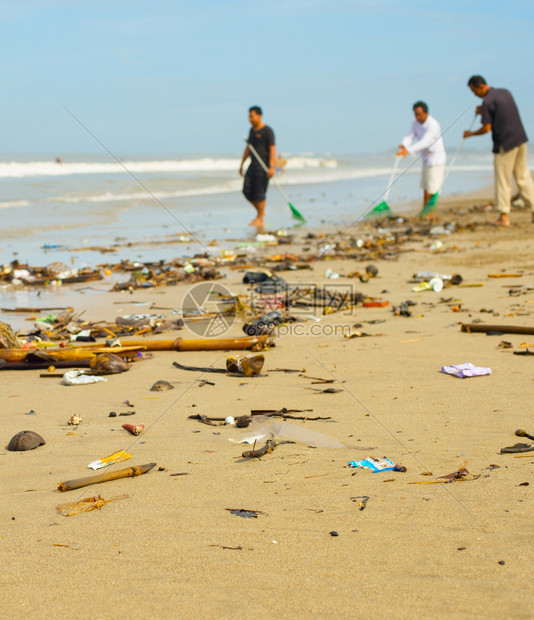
[
  {"left": 481, "top": 88, "right": 528, "bottom": 154},
  {"left": 248, "top": 125, "right": 275, "bottom": 172}
]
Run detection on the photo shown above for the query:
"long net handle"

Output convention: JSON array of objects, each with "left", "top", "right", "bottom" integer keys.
[{"left": 442, "top": 115, "right": 478, "bottom": 186}]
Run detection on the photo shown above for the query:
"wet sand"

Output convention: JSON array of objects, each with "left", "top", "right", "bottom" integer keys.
[{"left": 1, "top": 188, "right": 534, "bottom": 618}]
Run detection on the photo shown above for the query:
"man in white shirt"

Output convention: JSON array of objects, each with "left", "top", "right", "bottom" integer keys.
[{"left": 397, "top": 101, "right": 446, "bottom": 216}]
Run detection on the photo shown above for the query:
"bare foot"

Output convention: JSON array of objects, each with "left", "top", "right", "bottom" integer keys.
[
  {"left": 494, "top": 214, "right": 510, "bottom": 227},
  {"left": 248, "top": 217, "right": 264, "bottom": 227}
]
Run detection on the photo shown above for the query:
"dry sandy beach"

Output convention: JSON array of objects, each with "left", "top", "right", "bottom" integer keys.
[{"left": 1, "top": 190, "right": 534, "bottom": 619}]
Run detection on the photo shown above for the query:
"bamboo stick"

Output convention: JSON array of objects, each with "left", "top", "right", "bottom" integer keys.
[{"left": 57, "top": 463, "right": 156, "bottom": 492}]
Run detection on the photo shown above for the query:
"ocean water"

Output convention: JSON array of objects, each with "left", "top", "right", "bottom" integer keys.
[{"left": 0, "top": 149, "right": 517, "bottom": 266}]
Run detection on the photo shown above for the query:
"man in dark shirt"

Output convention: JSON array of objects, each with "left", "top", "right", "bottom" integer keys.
[
  {"left": 239, "top": 106, "right": 276, "bottom": 230},
  {"left": 464, "top": 75, "right": 534, "bottom": 226}
]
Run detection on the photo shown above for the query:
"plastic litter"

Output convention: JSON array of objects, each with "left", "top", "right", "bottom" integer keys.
[
  {"left": 88, "top": 449, "right": 132, "bottom": 470},
  {"left": 412, "top": 277, "right": 443, "bottom": 293},
  {"left": 229, "top": 415, "right": 364, "bottom": 449},
  {"left": 62, "top": 370, "right": 108, "bottom": 385},
  {"left": 243, "top": 310, "right": 284, "bottom": 336},
  {"left": 243, "top": 271, "right": 271, "bottom": 284},
  {"left": 441, "top": 362, "right": 492, "bottom": 378},
  {"left": 254, "top": 275, "right": 289, "bottom": 294},
  {"left": 256, "top": 233, "right": 277, "bottom": 243},
  {"left": 348, "top": 457, "right": 398, "bottom": 473},
  {"left": 57, "top": 494, "right": 129, "bottom": 517}
]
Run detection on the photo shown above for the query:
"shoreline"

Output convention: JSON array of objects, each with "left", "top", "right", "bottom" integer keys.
[{"left": 0, "top": 169, "right": 496, "bottom": 266}]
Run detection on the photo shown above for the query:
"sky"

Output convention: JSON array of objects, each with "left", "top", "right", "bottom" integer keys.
[{"left": 0, "top": 0, "right": 533, "bottom": 155}]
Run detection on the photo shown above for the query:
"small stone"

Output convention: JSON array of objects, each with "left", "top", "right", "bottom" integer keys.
[
  {"left": 329, "top": 531, "right": 339, "bottom": 537},
  {"left": 498, "top": 560, "right": 505, "bottom": 565},
  {"left": 109, "top": 411, "right": 117, "bottom": 418}
]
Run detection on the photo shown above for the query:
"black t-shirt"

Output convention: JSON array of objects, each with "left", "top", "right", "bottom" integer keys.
[
  {"left": 247, "top": 125, "right": 275, "bottom": 173},
  {"left": 481, "top": 88, "right": 528, "bottom": 153}
]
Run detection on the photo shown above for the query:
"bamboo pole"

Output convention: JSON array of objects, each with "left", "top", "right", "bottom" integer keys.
[
  {"left": 118, "top": 336, "right": 268, "bottom": 351},
  {"left": 57, "top": 463, "right": 156, "bottom": 492},
  {"left": 0, "top": 348, "right": 97, "bottom": 363}
]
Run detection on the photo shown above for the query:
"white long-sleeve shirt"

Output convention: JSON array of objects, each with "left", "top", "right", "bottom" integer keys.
[{"left": 401, "top": 114, "right": 446, "bottom": 167}]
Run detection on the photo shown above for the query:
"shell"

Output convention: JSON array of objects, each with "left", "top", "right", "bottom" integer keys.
[
  {"left": 7, "top": 430, "right": 46, "bottom": 451},
  {"left": 68, "top": 414, "right": 82, "bottom": 426},
  {"left": 150, "top": 380, "right": 174, "bottom": 392},
  {"left": 122, "top": 423, "right": 145, "bottom": 436}
]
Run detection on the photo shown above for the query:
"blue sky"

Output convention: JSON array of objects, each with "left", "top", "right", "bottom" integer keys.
[{"left": 1, "top": 0, "right": 532, "bottom": 155}]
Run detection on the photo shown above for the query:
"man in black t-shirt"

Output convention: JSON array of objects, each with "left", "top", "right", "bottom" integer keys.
[
  {"left": 464, "top": 75, "right": 534, "bottom": 226},
  {"left": 239, "top": 106, "right": 276, "bottom": 229}
]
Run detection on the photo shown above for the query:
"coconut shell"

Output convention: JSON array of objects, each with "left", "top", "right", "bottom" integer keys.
[
  {"left": 90, "top": 353, "right": 129, "bottom": 374},
  {"left": 226, "top": 354, "right": 264, "bottom": 376},
  {"left": 7, "top": 430, "right": 46, "bottom": 451}
]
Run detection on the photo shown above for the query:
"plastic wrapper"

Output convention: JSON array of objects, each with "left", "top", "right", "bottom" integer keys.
[
  {"left": 347, "top": 457, "right": 396, "bottom": 473},
  {"left": 441, "top": 362, "right": 491, "bottom": 378},
  {"left": 62, "top": 370, "right": 108, "bottom": 385},
  {"left": 229, "top": 415, "right": 367, "bottom": 449},
  {"left": 88, "top": 449, "right": 132, "bottom": 470}
]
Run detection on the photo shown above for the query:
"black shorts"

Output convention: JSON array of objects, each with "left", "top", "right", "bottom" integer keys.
[{"left": 243, "top": 170, "right": 269, "bottom": 203}]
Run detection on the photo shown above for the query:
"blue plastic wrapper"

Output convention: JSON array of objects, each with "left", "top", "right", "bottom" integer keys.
[{"left": 348, "top": 457, "right": 396, "bottom": 473}]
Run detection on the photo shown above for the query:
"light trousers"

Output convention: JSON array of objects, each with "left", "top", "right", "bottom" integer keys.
[{"left": 494, "top": 142, "right": 534, "bottom": 213}]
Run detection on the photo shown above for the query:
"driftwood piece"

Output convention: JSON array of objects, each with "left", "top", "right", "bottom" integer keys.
[
  {"left": 173, "top": 361, "right": 226, "bottom": 374},
  {"left": 188, "top": 408, "right": 330, "bottom": 426},
  {"left": 516, "top": 429, "right": 534, "bottom": 441},
  {"left": 461, "top": 323, "right": 534, "bottom": 335},
  {"left": 57, "top": 463, "right": 156, "bottom": 492},
  {"left": 242, "top": 440, "right": 277, "bottom": 459}
]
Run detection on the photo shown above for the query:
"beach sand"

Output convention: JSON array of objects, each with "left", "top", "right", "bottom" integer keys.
[{"left": 1, "top": 189, "right": 534, "bottom": 619}]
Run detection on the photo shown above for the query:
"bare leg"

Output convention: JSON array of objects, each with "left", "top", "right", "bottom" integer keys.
[
  {"left": 248, "top": 200, "right": 265, "bottom": 229},
  {"left": 495, "top": 213, "right": 511, "bottom": 226}
]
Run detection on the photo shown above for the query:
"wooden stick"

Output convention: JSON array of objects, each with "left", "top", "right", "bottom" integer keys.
[
  {"left": 461, "top": 323, "right": 534, "bottom": 335},
  {"left": 57, "top": 463, "right": 156, "bottom": 492},
  {"left": 242, "top": 440, "right": 277, "bottom": 459},
  {"left": 1, "top": 306, "right": 73, "bottom": 313}
]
